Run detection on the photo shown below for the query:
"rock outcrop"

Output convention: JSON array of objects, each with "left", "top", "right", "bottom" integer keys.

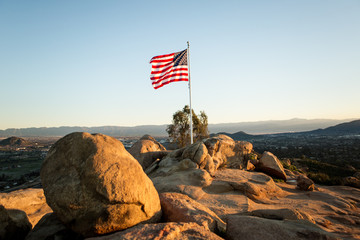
[
  {"left": 148, "top": 135, "right": 254, "bottom": 199},
  {"left": 128, "top": 135, "right": 167, "bottom": 170},
  {"left": 203, "top": 134, "right": 252, "bottom": 170},
  {"left": 40, "top": 132, "right": 161, "bottom": 237},
  {"left": 1, "top": 133, "right": 360, "bottom": 239}
]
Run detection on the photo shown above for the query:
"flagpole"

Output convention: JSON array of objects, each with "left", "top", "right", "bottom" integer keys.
[{"left": 187, "top": 41, "right": 193, "bottom": 144}]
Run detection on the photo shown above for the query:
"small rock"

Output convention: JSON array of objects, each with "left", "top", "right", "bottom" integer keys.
[
  {"left": 343, "top": 176, "right": 360, "bottom": 189},
  {"left": 297, "top": 175, "right": 315, "bottom": 191},
  {"left": 246, "top": 160, "right": 255, "bottom": 171}
]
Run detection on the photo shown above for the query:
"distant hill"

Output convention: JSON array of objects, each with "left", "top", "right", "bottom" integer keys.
[
  {"left": 208, "top": 118, "right": 356, "bottom": 134},
  {"left": 307, "top": 119, "right": 360, "bottom": 136},
  {"left": 0, "top": 118, "right": 357, "bottom": 137},
  {"left": 0, "top": 137, "right": 32, "bottom": 146},
  {"left": 0, "top": 125, "right": 168, "bottom": 137},
  {"left": 213, "top": 131, "right": 257, "bottom": 141},
  {"left": 218, "top": 119, "right": 360, "bottom": 141}
]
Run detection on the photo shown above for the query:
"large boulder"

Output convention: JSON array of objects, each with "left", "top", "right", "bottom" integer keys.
[
  {"left": 40, "top": 132, "right": 161, "bottom": 237},
  {"left": 128, "top": 135, "right": 167, "bottom": 170},
  {"left": 85, "top": 222, "right": 224, "bottom": 240},
  {"left": 159, "top": 192, "right": 226, "bottom": 233},
  {"left": 0, "top": 188, "right": 52, "bottom": 227},
  {"left": 257, "top": 151, "right": 287, "bottom": 180},
  {"left": 0, "top": 205, "right": 32, "bottom": 240},
  {"left": 226, "top": 215, "right": 337, "bottom": 240}
]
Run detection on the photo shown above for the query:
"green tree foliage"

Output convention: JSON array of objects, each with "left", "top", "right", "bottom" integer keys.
[{"left": 166, "top": 105, "right": 209, "bottom": 148}]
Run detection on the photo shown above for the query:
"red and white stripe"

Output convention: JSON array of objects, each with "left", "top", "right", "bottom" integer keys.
[{"left": 150, "top": 52, "right": 188, "bottom": 89}]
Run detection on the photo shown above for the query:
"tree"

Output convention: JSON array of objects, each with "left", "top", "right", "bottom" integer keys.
[{"left": 166, "top": 105, "right": 209, "bottom": 148}]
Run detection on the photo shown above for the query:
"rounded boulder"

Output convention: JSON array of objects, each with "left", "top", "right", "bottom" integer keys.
[{"left": 40, "top": 132, "right": 161, "bottom": 237}]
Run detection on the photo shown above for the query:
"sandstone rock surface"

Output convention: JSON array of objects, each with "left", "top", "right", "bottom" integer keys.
[
  {"left": 209, "top": 169, "right": 283, "bottom": 201},
  {"left": 85, "top": 222, "right": 224, "bottom": 240},
  {"left": 246, "top": 208, "right": 315, "bottom": 224},
  {"left": 40, "top": 132, "right": 161, "bottom": 237},
  {"left": 226, "top": 215, "right": 338, "bottom": 240},
  {"left": 128, "top": 134, "right": 167, "bottom": 170}
]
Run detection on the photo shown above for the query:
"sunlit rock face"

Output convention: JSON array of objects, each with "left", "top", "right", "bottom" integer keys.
[
  {"left": 257, "top": 151, "right": 287, "bottom": 180},
  {"left": 128, "top": 134, "right": 167, "bottom": 170},
  {"left": 40, "top": 132, "right": 161, "bottom": 237}
]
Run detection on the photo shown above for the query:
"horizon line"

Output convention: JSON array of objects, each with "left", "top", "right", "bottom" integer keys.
[{"left": 1, "top": 117, "right": 358, "bottom": 131}]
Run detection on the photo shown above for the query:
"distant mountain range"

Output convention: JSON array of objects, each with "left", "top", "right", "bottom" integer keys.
[
  {"left": 306, "top": 119, "right": 360, "bottom": 136},
  {"left": 220, "top": 119, "right": 360, "bottom": 141},
  {"left": 208, "top": 118, "right": 356, "bottom": 134},
  {"left": 0, "top": 118, "right": 358, "bottom": 137}
]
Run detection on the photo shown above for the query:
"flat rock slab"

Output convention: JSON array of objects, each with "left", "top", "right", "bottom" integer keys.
[
  {"left": 226, "top": 215, "right": 338, "bottom": 240},
  {"left": 160, "top": 192, "right": 226, "bottom": 233},
  {"left": 209, "top": 169, "right": 284, "bottom": 201},
  {"left": 85, "top": 222, "right": 224, "bottom": 240},
  {"left": 0, "top": 188, "right": 52, "bottom": 227}
]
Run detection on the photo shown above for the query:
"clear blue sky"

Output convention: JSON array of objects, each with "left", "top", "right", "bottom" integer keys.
[{"left": 1, "top": 0, "right": 359, "bottom": 129}]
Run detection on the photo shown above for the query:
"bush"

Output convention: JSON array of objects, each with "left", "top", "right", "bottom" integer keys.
[
  {"left": 307, "top": 172, "right": 343, "bottom": 185},
  {"left": 0, "top": 174, "right": 9, "bottom": 181},
  {"left": 281, "top": 160, "right": 302, "bottom": 173}
]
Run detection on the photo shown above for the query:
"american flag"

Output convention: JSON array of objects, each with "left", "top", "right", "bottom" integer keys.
[{"left": 150, "top": 49, "right": 188, "bottom": 89}]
